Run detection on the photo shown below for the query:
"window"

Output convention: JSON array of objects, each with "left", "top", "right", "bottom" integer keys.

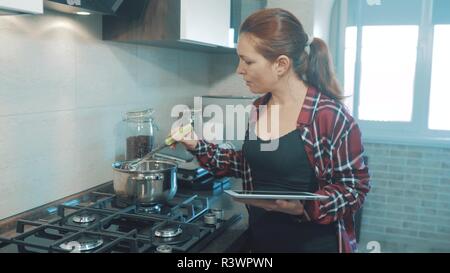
[
  {"left": 358, "top": 25, "right": 418, "bottom": 122},
  {"left": 428, "top": 25, "right": 450, "bottom": 130},
  {"left": 344, "top": 27, "right": 357, "bottom": 114},
  {"left": 339, "top": 0, "right": 450, "bottom": 145}
]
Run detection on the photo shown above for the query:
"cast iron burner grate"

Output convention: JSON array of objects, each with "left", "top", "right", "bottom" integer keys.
[{"left": 0, "top": 187, "right": 242, "bottom": 253}]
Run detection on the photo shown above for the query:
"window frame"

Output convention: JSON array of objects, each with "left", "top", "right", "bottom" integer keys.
[{"left": 337, "top": 0, "right": 450, "bottom": 147}]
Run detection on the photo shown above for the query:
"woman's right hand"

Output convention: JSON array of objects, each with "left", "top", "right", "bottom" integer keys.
[{"left": 168, "top": 124, "right": 199, "bottom": 151}]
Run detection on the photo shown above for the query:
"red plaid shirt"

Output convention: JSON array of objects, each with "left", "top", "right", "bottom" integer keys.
[{"left": 191, "top": 86, "right": 371, "bottom": 253}]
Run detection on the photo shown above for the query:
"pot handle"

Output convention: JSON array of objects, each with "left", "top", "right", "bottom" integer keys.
[
  {"left": 146, "top": 173, "right": 164, "bottom": 181},
  {"left": 130, "top": 173, "right": 164, "bottom": 182}
]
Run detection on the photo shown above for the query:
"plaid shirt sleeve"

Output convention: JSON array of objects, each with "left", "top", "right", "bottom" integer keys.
[
  {"left": 302, "top": 107, "right": 371, "bottom": 225},
  {"left": 189, "top": 139, "right": 252, "bottom": 182}
]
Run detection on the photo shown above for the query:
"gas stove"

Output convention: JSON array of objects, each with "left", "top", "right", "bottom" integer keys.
[{"left": 0, "top": 185, "right": 241, "bottom": 253}]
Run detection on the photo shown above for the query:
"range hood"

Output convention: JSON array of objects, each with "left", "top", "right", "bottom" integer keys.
[{"left": 44, "top": 0, "right": 125, "bottom": 16}]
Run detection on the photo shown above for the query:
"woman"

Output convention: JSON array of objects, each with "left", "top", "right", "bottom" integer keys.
[{"left": 172, "top": 8, "right": 370, "bottom": 253}]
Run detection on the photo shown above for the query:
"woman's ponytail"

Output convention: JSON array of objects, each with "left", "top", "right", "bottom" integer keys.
[{"left": 305, "top": 38, "right": 343, "bottom": 101}]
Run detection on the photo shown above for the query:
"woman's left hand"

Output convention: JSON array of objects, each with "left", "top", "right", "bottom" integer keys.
[{"left": 233, "top": 198, "right": 304, "bottom": 216}]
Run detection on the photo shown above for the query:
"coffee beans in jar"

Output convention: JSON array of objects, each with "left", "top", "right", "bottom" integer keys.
[
  {"left": 126, "top": 135, "right": 153, "bottom": 160},
  {"left": 123, "top": 108, "right": 156, "bottom": 160}
]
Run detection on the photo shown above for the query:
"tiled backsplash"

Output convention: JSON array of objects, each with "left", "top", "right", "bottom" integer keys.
[
  {"left": 0, "top": 11, "right": 216, "bottom": 220},
  {"left": 360, "top": 143, "right": 450, "bottom": 253}
]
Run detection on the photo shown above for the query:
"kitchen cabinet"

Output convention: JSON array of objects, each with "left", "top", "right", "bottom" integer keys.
[
  {"left": 103, "top": 0, "right": 234, "bottom": 53},
  {"left": 0, "top": 0, "right": 43, "bottom": 15},
  {"left": 44, "top": 0, "right": 125, "bottom": 16},
  {"left": 180, "top": 0, "right": 231, "bottom": 48}
]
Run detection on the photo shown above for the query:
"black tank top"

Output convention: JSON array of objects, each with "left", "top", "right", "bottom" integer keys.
[
  {"left": 242, "top": 129, "right": 337, "bottom": 253},
  {"left": 243, "top": 130, "right": 317, "bottom": 192}
]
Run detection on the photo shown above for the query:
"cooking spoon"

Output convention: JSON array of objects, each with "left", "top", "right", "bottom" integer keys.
[{"left": 124, "top": 124, "right": 193, "bottom": 170}]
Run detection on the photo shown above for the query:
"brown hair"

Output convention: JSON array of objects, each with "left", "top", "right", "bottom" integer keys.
[{"left": 240, "top": 8, "right": 343, "bottom": 101}]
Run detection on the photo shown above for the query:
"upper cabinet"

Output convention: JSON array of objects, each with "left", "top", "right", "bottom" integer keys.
[
  {"left": 103, "top": 0, "right": 234, "bottom": 53},
  {"left": 179, "top": 0, "right": 231, "bottom": 48},
  {"left": 103, "top": 0, "right": 267, "bottom": 53},
  {"left": 0, "top": 0, "right": 43, "bottom": 15}
]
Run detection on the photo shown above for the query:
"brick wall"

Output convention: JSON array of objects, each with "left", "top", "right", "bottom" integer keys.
[{"left": 359, "top": 143, "right": 450, "bottom": 253}]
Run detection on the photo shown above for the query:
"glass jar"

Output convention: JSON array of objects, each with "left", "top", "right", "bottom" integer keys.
[{"left": 123, "top": 108, "right": 157, "bottom": 160}]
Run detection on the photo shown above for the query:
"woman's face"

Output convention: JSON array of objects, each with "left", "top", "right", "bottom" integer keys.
[{"left": 236, "top": 34, "right": 278, "bottom": 94}]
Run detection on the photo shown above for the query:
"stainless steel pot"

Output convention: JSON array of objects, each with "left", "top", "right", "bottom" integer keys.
[{"left": 112, "top": 159, "right": 177, "bottom": 205}]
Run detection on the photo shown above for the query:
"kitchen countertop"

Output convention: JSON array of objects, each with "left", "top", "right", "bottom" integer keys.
[{"left": 190, "top": 178, "right": 250, "bottom": 253}]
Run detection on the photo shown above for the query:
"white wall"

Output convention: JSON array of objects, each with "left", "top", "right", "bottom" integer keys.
[
  {"left": 266, "top": 0, "right": 315, "bottom": 34},
  {"left": 0, "top": 11, "right": 211, "bottom": 219},
  {"left": 313, "top": 0, "right": 335, "bottom": 44},
  {"left": 267, "top": 0, "right": 335, "bottom": 42}
]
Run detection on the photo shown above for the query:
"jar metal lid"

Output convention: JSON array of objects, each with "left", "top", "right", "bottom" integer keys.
[{"left": 124, "top": 108, "right": 154, "bottom": 121}]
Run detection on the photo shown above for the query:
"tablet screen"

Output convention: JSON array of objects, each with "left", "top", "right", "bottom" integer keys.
[
  {"left": 233, "top": 190, "right": 317, "bottom": 196},
  {"left": 224, "top": 190, "right": 328, "bottom": 201}
]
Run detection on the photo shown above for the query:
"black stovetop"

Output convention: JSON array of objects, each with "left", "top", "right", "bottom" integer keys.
[{"left": 0, "top": 183, "right": 241, "bottom": 253}]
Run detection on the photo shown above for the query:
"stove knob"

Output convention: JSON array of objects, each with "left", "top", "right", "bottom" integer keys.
[
  {"left": 204, "top": 213, "right": 217, "bottom": 225},
  {"left": 211, "top": 208, "right": 224, "bottom": 220},
  {"left": 156, "top": 245, "right": 173, "bottom": 253}
]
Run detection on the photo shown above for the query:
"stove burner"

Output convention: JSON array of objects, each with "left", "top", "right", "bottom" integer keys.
[
  {"left": 153, "top": 233, "right": 192, "bottom": 246},
  {"left": 59, "top": 237, "right": 104, "bottom": 252},
  {"left": 138, "top": 204, "right": 162, "bottom": 214},
  {"left": 211, "top": 208, "right": 224, "bottom": 220},
  {"left": 152, "top": 224, "right": 192, "bottom": 246},
  {"left": 154, "top": 224, "right": 182, "bottom": 238},
  {"left": 156, "top": 245, "right": 173, "bottom": 253},
  {"left": 72, "top": 214, "right": 96, "bottom": 224},
  {"left": 203, "top": 213, "right": 217, "bottom": 225}
]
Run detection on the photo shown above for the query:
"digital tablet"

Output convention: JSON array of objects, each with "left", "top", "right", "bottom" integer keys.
[{"left": 224, "top": 190, "right": 329, "bottom": 201}]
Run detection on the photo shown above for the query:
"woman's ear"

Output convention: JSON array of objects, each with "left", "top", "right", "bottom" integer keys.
[{"left": 274, "top": 55, "right": 291, "bottom": 76}]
